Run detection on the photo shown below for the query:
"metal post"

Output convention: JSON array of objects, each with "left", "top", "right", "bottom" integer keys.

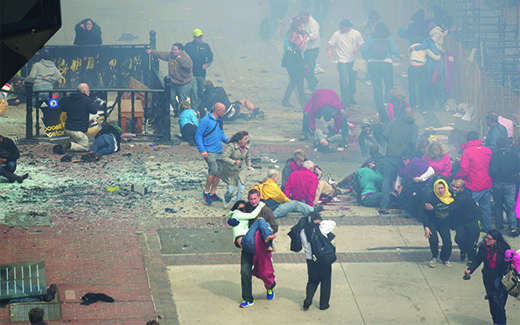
[
  {"left": 25, "top": 83, "right": 34, "bottom": 140},
  {"left": 131, "top": 91, "right": 136, "bottom": 134},
  {"left": 150, "top": 30, "right": 159, "bottom": 71},
  {"left": 164, "top": 82, "right": 172, "bottom": 142}
]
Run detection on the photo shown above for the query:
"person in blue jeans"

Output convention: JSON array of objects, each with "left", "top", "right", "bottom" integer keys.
[{"left": 228, "top": 200, "right": 276, "bottom": 254}]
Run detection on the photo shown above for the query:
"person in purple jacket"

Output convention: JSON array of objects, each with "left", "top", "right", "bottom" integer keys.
[{"left": 394, "top": 149, "right": 435, "bottom": 217}]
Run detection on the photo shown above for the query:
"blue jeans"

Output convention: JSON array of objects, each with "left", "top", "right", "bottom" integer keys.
[
  {"left": 492, "top": 182, "right": 517, "bottom": 230},
  {"left": 1, "top": 160, "right": 16, "bottom": 173},
  {"left": 241, "top": 218, "right": 273, "bottom": 254},
  {"left": 360, "top": 193, "right": 382, "bottom": 207},
  {"left": 89, "top": 134, "right": 116, "bottom": 155},
  {"left": 472, "top": 188, "right": 492, "bottom": 231},
  {"left": 368, "top": 61, "right": 394, "bottom": 123},
  {"left": 170, "top": 80, "right": 195, "bottom": 115},
  {"left": 274, "top": 200, "right": 313, "bottom": 218},
  {"left": 225, "top": 178, "right": 244, "bottom": 205},
  {"left": 338, "top": 61, "right": 357, "bottom": 105}
]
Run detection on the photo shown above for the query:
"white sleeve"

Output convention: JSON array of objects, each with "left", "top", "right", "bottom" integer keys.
[
  {"left": 395, "top": 175, "right": 402, "bottom": 187},
  {"left": 420, "top": 167, "right": 435, "bottom": 181},
  {"left": 319, "top": 220, "right": 336, "bottom": 235}
]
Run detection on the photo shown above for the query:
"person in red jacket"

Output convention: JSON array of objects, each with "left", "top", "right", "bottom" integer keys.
[
  {"left": 454, "top": 131, "right": 493, "bottom": 231},
  {"left": 284, "top": 160, "right": 322, "bottom": 206}
]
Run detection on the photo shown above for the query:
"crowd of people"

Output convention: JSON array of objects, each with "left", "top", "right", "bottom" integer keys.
[{"left": 2, "top": 5, "right": 519, "bottom": 324}]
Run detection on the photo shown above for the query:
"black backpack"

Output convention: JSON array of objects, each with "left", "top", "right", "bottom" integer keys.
[
  {"left": 370, "top": 37, "right": 387, "bottom": 60},
  {"left": 307, "top": 223, "right": 337, "bottom": 264},
  {"left": 287, "top": 216, "right": 308, "bottom": 252}
]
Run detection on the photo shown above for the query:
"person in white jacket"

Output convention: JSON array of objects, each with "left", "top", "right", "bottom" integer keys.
[
  {"left": 300, "top": 212, "right": 336, "bottom": 310},
  {"left": 25, "top": 51, "right": 62, "bottom": 106}
]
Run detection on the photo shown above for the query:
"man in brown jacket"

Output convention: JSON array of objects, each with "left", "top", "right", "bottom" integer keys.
[
  {"left": 239, "top": 189, "right": 278, "bottom": 308},
  {"left": 146, "top": 43, "right": 196, "bottom": 116}
]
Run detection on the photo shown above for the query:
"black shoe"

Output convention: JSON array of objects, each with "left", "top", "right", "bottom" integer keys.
[
  {"left": 319, "top": 305, "right": 330, "bottom": 310},
  {"left": 378, "top": 209, "right": 389, "bottom": 215},
  {"left": 303, "top": 302, "right": 310, "bottom": 310},
  {"left": 45, "top": 283, "right": 57, "bottom": 302},
  {"left": 511, "top": 229, "right": 519, "bottom": 237}
]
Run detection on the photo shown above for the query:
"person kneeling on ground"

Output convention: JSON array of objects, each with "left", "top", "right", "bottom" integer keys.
[{"left": 228, "top": 200, "right": 276, "bottom": 253}]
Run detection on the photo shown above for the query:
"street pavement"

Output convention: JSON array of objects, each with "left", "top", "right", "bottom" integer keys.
[{"left": 1, "top": 1, "right": 519, "bottom": 324}]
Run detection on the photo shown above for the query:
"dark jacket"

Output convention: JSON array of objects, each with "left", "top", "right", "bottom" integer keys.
[
  {"left": 0, "top": 137, "right": 20, "bottom": 162},
  {"left": 485, "top": 123, "right": 507, "bottom": 152},
  {"left": 384, "top": 113, "right": 418, "bottom": 157},
  {"left": 74, "top": 19, "right": 102, "bottom": 45},
  {"left": 200, "top": 86, "right": 230, "bottom": 114},
  {"left": 184, "top": 40, "right": 213, "bottom": 77},
  {"left": 451, "top": 188, "right": 481, "bottom": 225},
  {"left": 248, "top": 205, "right": 278, "bottom": 234},
  {"left": 62, "top": 92, "right": 98, "bottom": 132},
  {"left": 469, "top": 241, "right": 510, "bottom": 280},
  {"left": 422, "top": 191, "right": 451, "bottom": 227},
  {"left": 489, "top": 148, "right": 520, "bottom": 185}
]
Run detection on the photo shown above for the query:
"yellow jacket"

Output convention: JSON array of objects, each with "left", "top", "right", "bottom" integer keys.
[{"left": 251, "top": 178, "right": 290, "bottom": 204}]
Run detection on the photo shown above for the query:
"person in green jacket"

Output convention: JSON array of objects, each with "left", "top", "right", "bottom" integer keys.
[{"left": 355, "top": 160, "right": 383, "bottom": 207}]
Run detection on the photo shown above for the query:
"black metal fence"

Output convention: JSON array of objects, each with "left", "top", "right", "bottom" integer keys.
[{"left": 17, "top": 30, "right": 172, "bottom": 143}]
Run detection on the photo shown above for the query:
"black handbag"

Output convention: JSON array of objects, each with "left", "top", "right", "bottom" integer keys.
[{"left": 282, "top": 43, "right": 303, "bottom": 68}]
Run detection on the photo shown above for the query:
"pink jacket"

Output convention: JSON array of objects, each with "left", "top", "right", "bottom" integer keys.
[
  {"left": 303, "top": 89, "right": 346, "bottom": 133},
  {"left": 455, "top": 139, "right": 492, "bottom": 191},
  {"left": 423, "top": 153, "right": 452, "bottom": 178},
  {"left": 284, "top": 168, "right": 318, "bottom": 206}
]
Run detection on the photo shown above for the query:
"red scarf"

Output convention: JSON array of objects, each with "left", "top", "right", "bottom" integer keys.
[{"left": 485, "top": 245, "right": 497, "bottom": 270}]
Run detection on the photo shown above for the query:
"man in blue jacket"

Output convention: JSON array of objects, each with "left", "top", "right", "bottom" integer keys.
[{"left": 195, "top": 102, "right": 229, "bottom": 205}]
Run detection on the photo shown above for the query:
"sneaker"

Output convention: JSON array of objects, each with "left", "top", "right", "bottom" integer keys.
[
  {"left": 281, "top": 101, "right": 294, "bottom": 108},
  {"left": 267, "top": 289, "right": 274, "bottom": 300},
  {"left": 511, "top": 229, "right": 519, "bottom": 237},
  {"left": 428, "top": 258, "right": 437, "bottom": 268},
  {"left": 203, "top": 192, "right": 212, "bottom": 205},
  {"left": 224, "top": 193, "right": 233, "bottom": 204},
  {"left": 366, "top": 80, "right": 372, "bottom": 86},
  {"left": 442, "top": 260, "right": 452, "bottom": 267},
  {"left": 210, "top": 193, "right": 223, "bottom": 202},
  {"left": 239, "top": 301, "right": 254, "bottom": 308},
  {"left": 304, "top": 89, "right": 313, "bottom": 95},
  {"left": 313, "top": 204, "right": 324, "bottom": 213}
]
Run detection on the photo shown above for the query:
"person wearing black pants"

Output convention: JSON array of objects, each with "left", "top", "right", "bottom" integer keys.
[
  {"left": 465, "top": 230, "right": 510, "bottom": 325},
  {"left": 450, "top": 179, "right": 481, "bottom": 265},
  {"left": 423, "top": 179, "right": 453, "bottom": 267},
  {"left": 300, "top": 213, "right": 336, "bottom": 310}
]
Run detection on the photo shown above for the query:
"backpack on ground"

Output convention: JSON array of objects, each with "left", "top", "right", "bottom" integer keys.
[
  {"left": 370, "top": 37, "right": 387, "bottom": 60},
  {"left": 308, "top": 223, "right": 337, "bottom": 264}
]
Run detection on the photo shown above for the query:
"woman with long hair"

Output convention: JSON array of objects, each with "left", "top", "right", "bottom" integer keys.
[
  {"left": 281, "top": 17, "right": 307, "bottom": 108},
  {"left": 465, "top": 230, "right": 511, "bottom": 325},
  {"left": 423, "top": 140, "right": 451, "bottom": 179},
  {"left": 361, "top": 23, "right": 403, "bottom": 123},
  {"left": 218, "top": 131, "right": 252, "bottom": 205}
]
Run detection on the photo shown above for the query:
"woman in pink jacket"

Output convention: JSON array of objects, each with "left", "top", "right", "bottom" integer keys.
[{"left": 423, "top": 140, "right": 451, "bottom": 179}]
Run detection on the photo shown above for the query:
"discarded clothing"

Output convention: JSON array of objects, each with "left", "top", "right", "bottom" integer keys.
[{"left": 80, "top": 293, "right": 115, "bottom": 305}]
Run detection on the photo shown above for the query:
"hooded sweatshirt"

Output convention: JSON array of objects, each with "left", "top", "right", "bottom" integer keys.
[
  {"left": 25, "top": 60, "right": 62, "bottom": 87},
  {"left": 384, "top": 113, "right": 418, "bottom": 157},
  {"left": 455, "top": 139, "right": 492, "bottom": 191}
]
